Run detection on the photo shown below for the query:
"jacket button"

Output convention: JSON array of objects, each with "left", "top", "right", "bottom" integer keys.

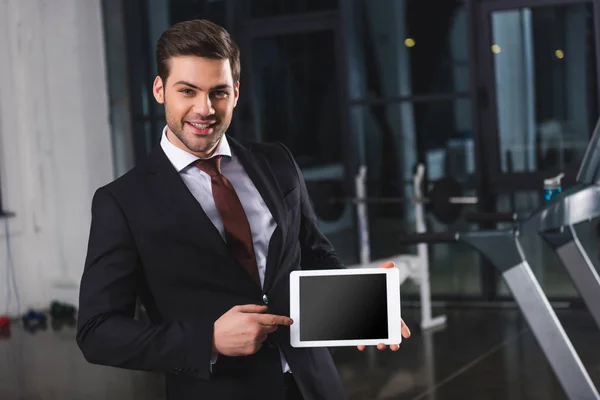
[{"left": 262, "top": 294, "right": 269, "bottom": 305}]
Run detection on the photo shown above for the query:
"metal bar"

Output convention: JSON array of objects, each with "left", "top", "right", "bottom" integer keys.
[
  {"left": 502, "top": 261, "right": 599, "bottom": 399},
  {"left": 542, "top": 226, "right": 600, "bottom": 330},
  {"left": 401, "top": 297, "right": 574, "bottom": 308},
  {"left": 460, "top": 230, "right": 599, "bottom": 398},
  {"left": 332, "top": 196, "right": 407, "bottom": 205},
  {"left": 525, "top": 185, "right": 600, "bottom": 233},
  {"left": 414, "top": 164, "right": 447, "bottom": 331},
  {"left": 448, "top": 197, "right": 478, "bottom": 204},
  {"left": 332, "top": 196, "right": 478, "bottom": 205},
  {"left": 465, "top": 211, "right": 521, "bottom": 223}
]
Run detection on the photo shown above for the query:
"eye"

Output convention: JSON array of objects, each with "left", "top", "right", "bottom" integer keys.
[
  {"left": 211, "top": 90, "right": 229, "bottom": 99},
  {"left": 180, "top": 88, "right": 195, "bottom": 95}
]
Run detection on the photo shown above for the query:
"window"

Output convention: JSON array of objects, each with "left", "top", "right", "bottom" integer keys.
[{"left": 252, "top": 30, "right": 342, "bottom": 169}]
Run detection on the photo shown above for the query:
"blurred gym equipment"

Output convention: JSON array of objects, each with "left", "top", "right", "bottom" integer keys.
[
  {"left": 348, "top": 164, "right": 446, "bottom": 332},
  {"left": 0, "top": 315, "right": 10, "bottom": 338},
  {"left": 397, "top": 118, "right": 600, "bottom": 400},
  {"left": 22, "top": 310, "right": 47, "bottom": 333},
  {"left": 465, "top": 120, "right": 600, "bottom": 332},
  {"left": 312, "top": 175, "right": 476, "bottom": 225},
  {"left": 50, "top": 301, "right": 77, "bottom": 320}
]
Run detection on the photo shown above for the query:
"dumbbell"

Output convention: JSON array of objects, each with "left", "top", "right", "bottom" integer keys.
[
  {"left": 22, "top": 310, "right": 47, "bottom": 332},
  {"left": 327, "top": 176, "right": 477, "bottom": 225},
  {"left": 0, "top": 315, "right": 10, "bottom": 338},
  {"left": 50, "top": 301, "right": 76, "bottom": 320}
]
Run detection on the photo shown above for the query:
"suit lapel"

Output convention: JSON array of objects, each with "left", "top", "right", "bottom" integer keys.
[
  {"left": 229, "top": 137, "right": 287, "bottom": 293},
  {"left": 141, "top": 146, "right": 238, "bottom": 268},
  {"left": 141, "top": 139, "right": 287, "bottom": 294}
]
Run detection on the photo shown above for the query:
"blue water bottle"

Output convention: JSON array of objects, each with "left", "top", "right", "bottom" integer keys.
[{"left": 543, "top": 173, "right": 564, "bottom": 202}]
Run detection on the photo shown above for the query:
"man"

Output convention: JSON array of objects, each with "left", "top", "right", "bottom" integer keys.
[{"left": 77, "top": 19, "right": 410, "bottom": 400}]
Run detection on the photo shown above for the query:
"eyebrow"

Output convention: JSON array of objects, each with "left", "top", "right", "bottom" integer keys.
[{"left": 174, "top": 81, "right": 232, "bottom": 91}]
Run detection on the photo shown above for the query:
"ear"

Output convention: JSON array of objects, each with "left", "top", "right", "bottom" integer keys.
[
  {"left": 153, "top": 76, "right": 165, "bottom": 104},
  {"left": 233, "top": 81, "right": 240, "bottom": 108}
]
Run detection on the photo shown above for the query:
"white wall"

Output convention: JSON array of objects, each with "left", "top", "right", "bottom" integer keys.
[{"left": 0, "top": 0, "right": 114, "bottom": 316}]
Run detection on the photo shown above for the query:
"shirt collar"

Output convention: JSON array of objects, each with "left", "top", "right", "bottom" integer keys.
[{"left": 160, "top": 125, "right": 232, "bottom": 172}]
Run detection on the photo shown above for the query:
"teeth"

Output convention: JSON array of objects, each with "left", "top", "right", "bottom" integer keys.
[{"left": 190, "top": 122, "right": 212, "bottom": 129}]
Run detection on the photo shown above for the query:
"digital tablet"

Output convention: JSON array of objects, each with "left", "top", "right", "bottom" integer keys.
[{"left": 289, "top": 268, "right": 401, "bottom": 348}]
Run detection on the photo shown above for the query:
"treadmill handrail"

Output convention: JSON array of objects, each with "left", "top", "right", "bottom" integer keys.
[
  {"left": 577, "top": 118, "right": 600, "bottom": 185},
  {"left": 523, "top": 184, "right": 600, "bottom": 233}
]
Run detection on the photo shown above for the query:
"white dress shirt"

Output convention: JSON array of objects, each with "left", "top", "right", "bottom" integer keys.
[{"left": 160, "top": 127, "right": 291, "bottom": 373}]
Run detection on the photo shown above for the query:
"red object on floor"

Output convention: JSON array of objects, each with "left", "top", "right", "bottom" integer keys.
[{"left": 0, "top": 316, "right": 9, "bottom": 338}]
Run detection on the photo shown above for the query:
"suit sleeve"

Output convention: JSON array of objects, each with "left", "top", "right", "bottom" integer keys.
[
  {"left": 76, "top": 187, "right": 214, "bottom": 380},
  {"left": 276, "top": 143, "right": 345, "bottom": 270}
]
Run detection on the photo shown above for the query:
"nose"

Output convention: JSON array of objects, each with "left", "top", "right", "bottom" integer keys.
[{"left": 193, "top": 93, "right": 215, "bottom": 117}]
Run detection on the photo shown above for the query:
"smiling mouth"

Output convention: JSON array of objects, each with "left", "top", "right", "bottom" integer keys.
[
  {"left": 188, "top": 121, "right": 216, "bottom": 129},
  {"left": 186, "top": 121, "right": 217, "bottom": 135}
]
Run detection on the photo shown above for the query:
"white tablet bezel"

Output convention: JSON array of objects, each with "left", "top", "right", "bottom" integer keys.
[{"left": 289, "top": 267, "right": 401, "bottom": 348}]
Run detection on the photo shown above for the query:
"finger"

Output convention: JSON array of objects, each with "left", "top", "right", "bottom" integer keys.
[
  {"left": 390, "top": 344, "right": 400, "bottom": 352},
  {"left": 236, "top": 304, "right": 269, "bottom": 314},
  {"left": 401, "top": 319, "right": 411, "bottom": 338},
  {"left": 378, "top": 261, "right": 395, "bottom": 269},
  {"left": 357, "top": 345, "right": 365, "bottom": 352},
  {"left": 257, "top": 314, "right": 294, "bottom": 326},
  {"left": 377, "top": 343, "right": 386, "bottom": 351},
  {"left": 260, "top": 324, "right": 279, "bottom": 334}
]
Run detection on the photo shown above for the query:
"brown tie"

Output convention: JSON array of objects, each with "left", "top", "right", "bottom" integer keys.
[{"left": 195, "top": 156, "right": 261, "bottom": 286}]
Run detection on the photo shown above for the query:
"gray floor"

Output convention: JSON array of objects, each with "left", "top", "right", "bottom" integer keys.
[{"left": 1, "top": 307, "right": 599, "bottom": 399}]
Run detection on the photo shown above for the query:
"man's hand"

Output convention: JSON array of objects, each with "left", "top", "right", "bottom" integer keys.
[
  {"left": 357, "top": 261, "right": 411, "bottom": 352},
  {"left": 213, "top": 304, "right": 293, "bottom": 357}
]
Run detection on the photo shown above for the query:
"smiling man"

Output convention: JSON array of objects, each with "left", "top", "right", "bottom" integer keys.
[
  {"left": 76, "top": 19, "right": 410, "bottom": 400},
  {"left": 157, "top": 55, "right": 236, "bottom": 157}
]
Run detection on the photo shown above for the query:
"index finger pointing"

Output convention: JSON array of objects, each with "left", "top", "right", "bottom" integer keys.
[
  {"left": 257, "top": 314, "right": 294, "bottom": 326},
  {"left": 378, "top": 261, "right": 396, "bottom": 269}
]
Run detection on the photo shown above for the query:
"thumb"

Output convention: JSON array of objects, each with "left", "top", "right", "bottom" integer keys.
[
  {"left": 379, "top": 261, "right": 396, "bottom": 269},
  {"left": 235, "top": 304, "right": 269, "bottom": 314}
]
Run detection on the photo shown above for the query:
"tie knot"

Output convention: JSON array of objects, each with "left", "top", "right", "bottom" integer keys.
[{"left": 195, "top": 155, "right": 222, "bottom": 177}]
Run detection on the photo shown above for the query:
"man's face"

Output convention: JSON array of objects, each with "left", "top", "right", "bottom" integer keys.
[{"left": 153, "top": 55, "right": 239, "bottom": 158}]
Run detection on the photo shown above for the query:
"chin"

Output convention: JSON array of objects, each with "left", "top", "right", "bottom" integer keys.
[{"left": 189, "top": 135, "right": 221, "bottom": 154}]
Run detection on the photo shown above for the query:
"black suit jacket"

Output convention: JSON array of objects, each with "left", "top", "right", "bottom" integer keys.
[{"left": 76, "top": 137, "right": 349, "bottom": 400}]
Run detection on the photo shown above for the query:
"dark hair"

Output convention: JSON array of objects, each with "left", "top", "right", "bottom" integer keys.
[{"left": 156, "top": 19, "right": 240, "bottom": 84}]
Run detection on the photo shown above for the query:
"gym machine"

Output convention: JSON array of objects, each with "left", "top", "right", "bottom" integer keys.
[
  {"left": 467, "top": 119, "right": 600, "bottom": 332},
  {"left": 348, "top": 164, "right": 446, "bottom": 331},
  {"left": 395, "top": 120, "right": 600, "bottom": 399}
]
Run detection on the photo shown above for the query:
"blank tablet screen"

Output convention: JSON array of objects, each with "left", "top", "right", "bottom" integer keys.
[{"left": 299, "top": 273, "right": 388, "bottom": 341}]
